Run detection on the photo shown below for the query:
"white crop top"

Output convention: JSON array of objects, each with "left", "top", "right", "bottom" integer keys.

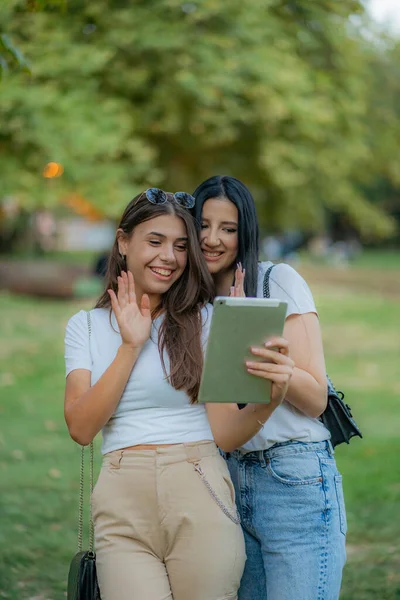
[
  {"left": 65, "top": 305, "right": 214, "bottom": 454},
  {"left": 241, "top": 262, "right": 330, "bottom": 452}
]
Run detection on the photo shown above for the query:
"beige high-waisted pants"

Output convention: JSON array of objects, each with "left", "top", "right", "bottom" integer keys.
[{"left": 92, "top": 441, "right": 246, "bottom": 600}]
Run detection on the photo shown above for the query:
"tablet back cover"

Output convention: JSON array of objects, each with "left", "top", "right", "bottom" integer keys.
[{"left": 198, "top": 299, "right": 287, "bottom": 404}]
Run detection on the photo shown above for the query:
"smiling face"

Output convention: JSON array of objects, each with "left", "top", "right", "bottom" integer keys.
[
  {"left": 200, "top": 197, "right": 239, "bottom": 275},
  {"left": 118, "top": 213, "right": 188, "bottom": 304}
]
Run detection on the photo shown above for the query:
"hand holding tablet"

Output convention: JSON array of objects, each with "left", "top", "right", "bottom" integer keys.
[{"left": 199, "top": 297, "right": 294, "bottom": 405}]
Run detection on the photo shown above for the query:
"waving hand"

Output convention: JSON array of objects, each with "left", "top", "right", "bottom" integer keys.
[{"left": 107, "top": 271, "right": 152, "bottom": 349}]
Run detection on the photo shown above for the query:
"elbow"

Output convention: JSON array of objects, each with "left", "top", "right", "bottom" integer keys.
[
  {"left": 214, "top": 436, "right": 237, "bottom": 454},
  {"left": 68, "top": 424, "right": 93, "bottom": 447},
  {"left": 311, "top": 393, "right": 328, "bottom": 419},
  {"left": 65, "top": 412, "right": 94, "bottom": 446},
  {"left": 69, "top": 429, "right": 92, "bottom": 447}
]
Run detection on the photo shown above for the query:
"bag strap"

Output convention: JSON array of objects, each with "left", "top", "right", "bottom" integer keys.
[
  {"left": 262, "top": 264, "right": 276, "bottom": 298},
  {"left": 77, "top": 312, "right": 95, "bottom": 553}
]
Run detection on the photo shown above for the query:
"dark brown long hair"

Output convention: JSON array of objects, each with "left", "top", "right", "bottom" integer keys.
[{"left": 95, "top": 193, "right": 214, "bottom": 401}]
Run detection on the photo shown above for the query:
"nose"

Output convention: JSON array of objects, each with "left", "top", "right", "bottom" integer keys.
[
  {"left": 159, "top": 244, "right": 176, "bottom": 263},
  {"left": 202, "top": 227, "right": 220, "bottom": 248}
]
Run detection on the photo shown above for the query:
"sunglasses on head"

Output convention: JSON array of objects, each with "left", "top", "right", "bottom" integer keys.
[{"left": 144, "top": 188, "right": 195, "bottom": 209}]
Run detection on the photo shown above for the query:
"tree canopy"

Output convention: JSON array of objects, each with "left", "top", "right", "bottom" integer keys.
[{"left": 1, "top": 0, "right": 399, "bottom": 239}]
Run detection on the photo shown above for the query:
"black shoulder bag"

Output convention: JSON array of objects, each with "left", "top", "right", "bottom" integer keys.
[
  {"left": 263, "top": 264, "right": 363, "bottom": 448},
  {"left": 67, "top": 312, "right": 101, "bottom": 600}
]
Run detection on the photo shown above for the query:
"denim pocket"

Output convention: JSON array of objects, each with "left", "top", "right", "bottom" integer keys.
[
  {"left": 267, "top": 452, "right": 323, "bottom": 486},
  {"left": 334, "top": 474, "right": 347, "bottom": 535}
]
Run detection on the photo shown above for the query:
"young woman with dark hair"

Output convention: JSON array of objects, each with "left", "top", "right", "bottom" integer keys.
[
  {"left": 192, "top": 176, "right": 347, "bottom": 600},
  {"left": 64, "top": 189, "right": 294, "bottom": 600}
]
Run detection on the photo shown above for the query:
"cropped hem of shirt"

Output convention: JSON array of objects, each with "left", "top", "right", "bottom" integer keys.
[
  {"left": 64, "top": 304, "right": 214, "bottom": 454},
  {"left": 240, "top": 261, "right": 330, "bottom": 453}
]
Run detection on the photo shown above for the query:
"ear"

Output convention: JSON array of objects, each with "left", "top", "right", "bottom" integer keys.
[{"left": 116, "top": 228, "right": 128, "bottom": 256}]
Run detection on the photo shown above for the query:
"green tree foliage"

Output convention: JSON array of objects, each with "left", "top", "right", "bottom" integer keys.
[
  {"left": 0, "top": 0, "right": 398, "bottom": 238},
  {"left": 356, "top": 38, "right": 400, "bottom": 232}
]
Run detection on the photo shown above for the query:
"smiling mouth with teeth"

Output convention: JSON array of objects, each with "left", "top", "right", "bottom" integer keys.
[{"left": 150, "top": 267, "right": 173, "bottom": 277}]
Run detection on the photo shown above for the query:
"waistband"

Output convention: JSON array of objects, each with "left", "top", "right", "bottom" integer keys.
[
  {"left": 104, "top": 440, "right": 218, "bottom": 468},
  {"left": 222, "top": 440, "right": 334, "bottom": 463}
]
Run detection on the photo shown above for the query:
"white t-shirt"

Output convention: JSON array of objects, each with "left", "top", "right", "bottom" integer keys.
[
  {"left": 241, "top": 261, "right": 330, "bottom": 452},
  {"left": 65, "top": 305, "right": 214, "bottom": 454}
]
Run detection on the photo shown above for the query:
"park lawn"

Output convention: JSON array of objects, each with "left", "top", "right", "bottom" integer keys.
[{"left": 0, "top": 282, "right": 399, "bottom": 600}]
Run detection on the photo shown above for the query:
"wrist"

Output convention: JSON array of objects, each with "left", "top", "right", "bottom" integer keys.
[
  {"left": 251, "top": 403, "right": 274, "bottom": 421},
  {"left": 119, "top": 342, "right": 143, "bottom": 356}
]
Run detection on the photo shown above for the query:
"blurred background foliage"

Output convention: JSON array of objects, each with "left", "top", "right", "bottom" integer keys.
[{"left": 0, "top": 0, "right": 399, "bottom": 240}]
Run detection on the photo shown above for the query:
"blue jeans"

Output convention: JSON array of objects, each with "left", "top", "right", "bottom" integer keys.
[{"left": 224, "top": 440, "right": 347, "bottom": 600}]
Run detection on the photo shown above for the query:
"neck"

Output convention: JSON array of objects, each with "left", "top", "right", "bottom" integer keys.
[{"left": 213, "top": 268, "right": 235, "bottom": 297}]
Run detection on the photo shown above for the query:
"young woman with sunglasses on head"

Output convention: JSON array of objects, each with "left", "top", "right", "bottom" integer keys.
[
  {"left": 64, "top": 188, "right": 294, "bottom": 600},
  {"left": 192, "top": 176, "right": 347, "bottom": 600}
]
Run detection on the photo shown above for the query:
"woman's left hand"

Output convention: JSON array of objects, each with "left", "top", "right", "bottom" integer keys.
[{"left": 246, "top": 336, "right": 294, "bottom": 406}]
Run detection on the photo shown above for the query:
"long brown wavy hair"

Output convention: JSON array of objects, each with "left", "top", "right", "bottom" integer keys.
[{"left": 95, "top": 193, "right": 215, "bottom": 401}]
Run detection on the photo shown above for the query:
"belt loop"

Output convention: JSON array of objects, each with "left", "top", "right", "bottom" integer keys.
[
  {"left": 259, "top": 450, "right": 267, "bottom": 468},
  {"left": 109, "top": 450, "right": 124, "bottom": 469},
  {"left": 327, "top": 440, "right": 334, "bottom": 456},
  {"left": 184, "top": 444, "right": 201, "bottom": 464}
]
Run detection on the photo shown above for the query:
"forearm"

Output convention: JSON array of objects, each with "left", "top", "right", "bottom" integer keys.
[
  {"left": 65, "top": 344, "right": 141, "bottom": 445},
  {"left": 285, "top": 367, "right": 327, "bottom": 418},
  {"left": 207, "top": 402, "right": 278, "bottom": 453}
]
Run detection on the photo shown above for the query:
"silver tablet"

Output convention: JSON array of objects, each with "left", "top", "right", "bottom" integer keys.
[{"left": 198, "top": 296, "right": 288, "bottom": 404}]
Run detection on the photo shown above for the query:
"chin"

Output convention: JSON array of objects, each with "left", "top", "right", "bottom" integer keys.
[
  {"left": 205, "top": 261, "right": 223, "bottom": 274},
  {"left": 144, "top": 276, "right": 179, "bottom": 296}
]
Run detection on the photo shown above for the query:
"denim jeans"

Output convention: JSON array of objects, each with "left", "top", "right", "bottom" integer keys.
[{"left": 224, "top": 440, "right": 347, "bottom": 600}]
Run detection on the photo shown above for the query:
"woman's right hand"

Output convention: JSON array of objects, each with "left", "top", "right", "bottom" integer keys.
[
  {"left": 108, "top": 271, "right": 152, "bottom": 349},
  {"left": 230, "top": 263, "right": 246, "bottom": 297}
]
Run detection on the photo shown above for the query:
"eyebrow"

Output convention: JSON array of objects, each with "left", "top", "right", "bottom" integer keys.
[
  {"left": 201, "top": 219, "right": 238, "bottom": 226},
  {"left": 147, "top": 231, "right": 188, "bottom": 241}
]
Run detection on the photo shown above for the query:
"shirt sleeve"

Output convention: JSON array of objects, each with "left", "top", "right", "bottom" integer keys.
[
  {"left": 64, "top": 310, "right": 92, "bottom": 377},
  {"left": 268, "top": 263, "right": 317, "bottom": 318}
]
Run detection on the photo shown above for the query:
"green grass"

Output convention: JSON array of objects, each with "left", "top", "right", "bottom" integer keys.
[
  {"left": 315, "top": 285, "right": 400, "bottom": 599},
  {"left": 0, "top": 270, "right": 400, "bottom": 599},
  {"left": 299, "top": 248, "right": 400, "bottom": 271},
  {"left": 348, "top": 249, "right": 400, "bottom": 270}
]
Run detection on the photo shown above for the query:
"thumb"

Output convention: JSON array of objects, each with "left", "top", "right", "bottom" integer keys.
[{"left": 140, "top": 293, "right": 151, "bottom": 317}]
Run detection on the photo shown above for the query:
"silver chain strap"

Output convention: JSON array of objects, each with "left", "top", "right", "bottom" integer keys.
[
  {"left": 194, "top": 464, "right": 241, "bottom": 525},
  {"left": 77, "top": 312, "right": 95, "bottom": 553}
]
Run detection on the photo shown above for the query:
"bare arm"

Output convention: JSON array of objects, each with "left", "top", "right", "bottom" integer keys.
[
  {"left": 64, "top": 271, "right": 152, "bottom": 445},
  {"left": 206, "top": 401, "right": 278, "bottom": 453},
  {"left": 229, "top": 265, "right": 326, "bottom": 420},
  {"left": 283, "top": 312, "right": 327, "bottom": 418},
  {"left": 65, "top": 345, "right": 141, "bottom": 446}
]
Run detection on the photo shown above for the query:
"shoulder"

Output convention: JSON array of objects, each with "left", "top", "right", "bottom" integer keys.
[
  {"left": 66, "top": 309, "right": 88, "bottom": 334},
  {"left": 66, "top": 307, "right": 111, "bottom": 338},
  {"left": 259, "top": 260, "right": 309, "bottom": 289},
  {"left": 259, "top": 262, "right": 317, "bottom": 316},
  {"left": 270, "top": 262, "right": 308, "bottom": 288}
]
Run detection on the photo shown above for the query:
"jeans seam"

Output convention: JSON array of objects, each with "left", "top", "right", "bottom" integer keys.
[
  {"left": 334, "top": 475, "right": 347, "bottom": 536},
  {"left": 238, "top": 461, "right": 258, "bottom": 537},
  {"left": 317, "top": 519, "right": 329, "bottom": 600},
  {"left": 317, "top": 454, "right": 330, "bottom": 600}
]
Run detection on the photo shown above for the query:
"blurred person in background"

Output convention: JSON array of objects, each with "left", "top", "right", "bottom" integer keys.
[
  {"left": 64, "top": 188, "right": 293, "bottom": 600},
  {"left": 192, "top": 175, "right": 347, "bottom": 600}
]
